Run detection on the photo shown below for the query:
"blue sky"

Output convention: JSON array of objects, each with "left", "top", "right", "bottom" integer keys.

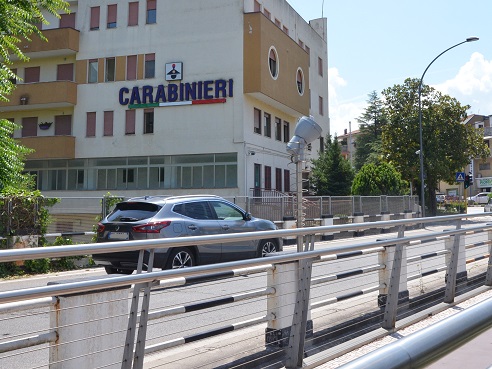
[{"left": 287, "top": 0, "right": 492, "bottom": 137}]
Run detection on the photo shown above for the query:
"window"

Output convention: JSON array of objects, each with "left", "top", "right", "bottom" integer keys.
[
  {"left": 107, "top": 4, "right": 117, "bottom": 28},
  {"left": 318, "top": 57, "right": 323, "bottom": 76},
  {"left": 128, "top": 2, "right": 138, "bottom": 26},
  {"left": 127, "top": 55, "right": 137, "bottom": 80},
  {"left": 174, "top": 201, "right": 214, "bottom": 220},
  {"left": 275, "top": 168, "right": 282, "bottom": 192},
  {"left": 263, "top": 8, "right": 271, "bottom": 20},
  {"left": 57, "top": 63, "right": 74, "bottom": 81},
  {"left": 319, "top": 96, "right": 324, "bottom": 116},
  {"left": 104, "top": 111, "right": 114, "bottom": 136},
  {"left": 298, "top": 39, "right": 304, "bottom": 48},
  {"left": 274, "top": 117, "right": 281, "bottom": 141},
  {"left": 59, "top": 13, "right": 75, "bottom": 28},
  {"left": 9, "top": 68, "right": 17, "bottom": 85},
  {"left": 86, "top": 112, "right": 96, "bottom": 137},
  {"left": 275, "top": 18, "right": 281, "bottom": 28},
  {"left": 254, "top": 1, "right": 261, "bottom": 12},
  {"left": 284, "top": 169, "right": 290, "bottom": 193},
  {"left": 144, "top": 109, "right": 154, "bottom": 134},
  {"left": 146, "top": 0, "right": 156, "bottom": 24},
  {"left": 90, "top": 6, "right": 100, "bottom": 30},
  {"left": 283, "top": 121, "right": 290, "bottom": 143},
  {"left": 22, "top": 117, "right": 37, "bottom": 137},
  {"left": 254, "top": 108, "right": 261, "bottom": 134},
  {"left": 55, "top": 115, "right": 72, "bottom": 136},
  {"left": 264, "top": 166, "right": 271, "bottom": 190},
  {"left": 24, "top": 67, "right": 40, "bottom": 83},
  {"left": 320, "top": 136, "right": 324, "bottom": 153},
  {"left": 282, "top": 26, "right": 289, "bottom": 35},
  {"left": 264, "top": 112, "right": 271, "bottom": 138},
  {"left": 105, "top": 57, "right": 115, "bottom": 82},
  {"left": 123, "top": 169, "right": 134, "bottom": 183},
  {"left": 88, "top": 59, "right": 98, "bottom": 83},
  {"left": 125, "top": 110, "right": 136, "bottom": 135},
  {"left": 210, "top": 201, "right": 243, "bottom": 220},
  {"left": 254, "top": 164, "right": 261, "bottom": 196},
  {"left": 145, "top": 53, "right": 155, "bottom": 78},
  {"left": 268, "top": 47, "right": 278, "bottom": 79},
  {"left": 297, "top": 68, "right": 304, "bottom": 95}
]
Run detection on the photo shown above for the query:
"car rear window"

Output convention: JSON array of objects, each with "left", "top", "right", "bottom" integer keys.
[{"left": 107, "top": 202, "right": 161, "bottom": 222}]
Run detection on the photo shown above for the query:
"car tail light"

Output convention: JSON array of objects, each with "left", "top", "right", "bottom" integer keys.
[
  {"left": 132, "top": 221, "right": 171, "bottom": 233},
  {"left": 97, "top": 222, "right": 105, "bottom": 233}
]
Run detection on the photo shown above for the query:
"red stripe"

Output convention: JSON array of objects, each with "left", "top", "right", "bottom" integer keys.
[{"left": 192, "top": 98, "right": 226, "bottom": 105}]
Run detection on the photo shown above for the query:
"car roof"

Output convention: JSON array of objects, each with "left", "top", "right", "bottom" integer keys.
[{"left": 125, "top": 194, "right": 223, "bottom": 205}]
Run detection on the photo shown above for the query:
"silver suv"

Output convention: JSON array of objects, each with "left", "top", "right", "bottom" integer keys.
[{"left": 94, "top": 195, "right": 282, "bottom": 274}]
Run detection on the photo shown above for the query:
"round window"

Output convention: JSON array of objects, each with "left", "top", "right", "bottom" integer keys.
[{"left": 268, "top": 47, "right": 279, "bottom": 79}]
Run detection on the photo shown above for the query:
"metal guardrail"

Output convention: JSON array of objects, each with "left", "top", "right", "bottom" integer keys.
[{"left": 0, "top": 213, "right": 491, "bottom": 369}]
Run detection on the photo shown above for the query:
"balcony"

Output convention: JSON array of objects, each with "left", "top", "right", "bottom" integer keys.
[
  {"left": 0, "top": 81, "right": 77, "bottom": 111},
  {"left": 18, "top": 136, "right": 75, "bottom": 160},
  {"left": 17, "top": 28, "right": 79, "bottom": 57},
  {"left": 243, "top": 13, "right": 309, "bottom": 116}
]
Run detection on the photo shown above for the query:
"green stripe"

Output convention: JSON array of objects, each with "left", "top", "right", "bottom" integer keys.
[{"left": 128, "top": 103, "right": 159, "bottom": 109}]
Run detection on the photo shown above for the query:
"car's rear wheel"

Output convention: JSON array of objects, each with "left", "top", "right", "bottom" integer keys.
[
  {"left": 258, "top": 239, "right": 279, "bottom": 257},
  {"left": 104, "top": 266, "right": 134, "bottom": 275},
  {"left": 166, "top": 248, "right": 196, "bottom": 269}
]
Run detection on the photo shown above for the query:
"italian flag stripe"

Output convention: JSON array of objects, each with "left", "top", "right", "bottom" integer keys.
[{"left": 129, "top": 98, "right": 226, "bottom": 109}]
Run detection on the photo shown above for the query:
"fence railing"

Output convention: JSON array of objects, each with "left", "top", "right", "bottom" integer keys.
[
  {"left": 29, "top": 195, "right": 419, "bottom": 238},
  {"left": 0, "top": 213, "right": 491, "bottom": 368}
]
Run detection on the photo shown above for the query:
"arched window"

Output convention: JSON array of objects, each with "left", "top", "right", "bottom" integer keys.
[
  {"left": 269, "top": 47, "right": 278, "bottom": 79},
  {"left": 296, "top": 68, "right": 304, "bottom": 95}
]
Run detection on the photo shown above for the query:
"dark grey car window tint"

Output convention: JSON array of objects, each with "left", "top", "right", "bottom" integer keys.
[
  {"left": 107, "top": 202, "right": 161, "bottom": 221},
  {"left": 174, "top": 201, "right": 213, "bottom": 220}
]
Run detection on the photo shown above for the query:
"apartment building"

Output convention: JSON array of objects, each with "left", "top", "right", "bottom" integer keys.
[{"left": 0, "top": 0, "right": 329, "bottom": 198}]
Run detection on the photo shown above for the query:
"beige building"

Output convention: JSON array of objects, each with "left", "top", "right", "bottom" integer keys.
[
  {"left": 0, "top": 0, "right": 329, "bottom": 198},
  {"left": 439, "top": 114, "right": 492, "bottom": 197}
]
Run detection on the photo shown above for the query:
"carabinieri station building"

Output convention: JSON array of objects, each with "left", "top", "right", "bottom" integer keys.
[{"left": 1, "top": 0, "right": 329, "bottom": 198}]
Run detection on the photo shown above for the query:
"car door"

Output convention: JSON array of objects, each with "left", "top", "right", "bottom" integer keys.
[
  {"left": 173, "top": 201, "right": 222, "bottom": 265},
  {"left": 209, "top": 200, "right": 257, "bottom": 262}
]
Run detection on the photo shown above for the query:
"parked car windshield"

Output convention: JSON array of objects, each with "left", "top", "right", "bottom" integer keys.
[{"left": 107, "top": 202, "right": 161, "bottom": 221}]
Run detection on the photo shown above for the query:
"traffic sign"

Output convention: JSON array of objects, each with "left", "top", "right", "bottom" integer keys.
[{"left": 456, "top": 172, "right": 465, "bottom": 182}]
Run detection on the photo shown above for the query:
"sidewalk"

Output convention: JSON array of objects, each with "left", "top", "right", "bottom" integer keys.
[{"left": 304, "top": 286, "right": 492, "bottom": 369}]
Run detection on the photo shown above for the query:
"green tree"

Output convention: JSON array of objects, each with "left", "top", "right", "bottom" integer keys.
[
  {"left": 311, "top": 135, "right": 354, "bottom": 196},
  {"left": 351, "top": 162, "right": 407, "bottom": 196},
  {"left": 0, "top": 0, "right": 69, "bottom": 190},
  {"left": 381, "top": 78, "right": 489, "bottom": 216},
  {"left": 353, "top": 91, "right": 388, "bottom": 171}
]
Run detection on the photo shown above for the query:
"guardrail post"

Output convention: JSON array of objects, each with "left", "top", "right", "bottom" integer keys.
[
  {"left": 49, "top": 281, "right": 129, "bottom": 369},
  {"left": 378, "top": 226, "right": 408, "bottom": 309},
  {"left": 485, "top": 229, "right": 492, "bottom": 286},
  {"left": 321, "top": 215, "right": 335, "bottom": 241},
  {"left": 380, "top": 212, "right": 391, "bottom": 233},
  {"left": 285, "top": 258, "right": 314, "bottom": 368},
  {"left": 282, "top": 216, "right": 297, "bottom": 245},
  {"left": 444, "top": 221, "right": 464, "bottom": 303},
  {"left": 265, "top": 260, "right": 313, "bottom": 354},
  {"left": 353, "top": 212, "right": 365, "bottom": 237}
]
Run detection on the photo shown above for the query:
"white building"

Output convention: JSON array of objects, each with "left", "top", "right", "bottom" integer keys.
[{"left": 1, "top": 0, "right": 329, "bottom": 198}]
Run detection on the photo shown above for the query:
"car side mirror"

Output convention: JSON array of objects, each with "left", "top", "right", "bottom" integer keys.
[{"left": 244, "top": 212, "right": 252, "bottom": 221}]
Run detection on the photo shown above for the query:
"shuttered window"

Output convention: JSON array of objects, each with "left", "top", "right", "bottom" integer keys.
[
  {"left": 60, "top": 13, "right": 75, "bottom": 28},
  {"left": 90, "top": 7, "right": 100, "bottom": 30},
  {"left": 128, "top": 2, "right": 138, "bottom": 26},
  {"left": 57, "top": 63, "right": 74, "bottom": 81},
  {"left": 104, "top": 111, "right": 114, "bottom": 136},
  {"left": 107, "top": 4, "right": 117, "bottom": 28},
  {"left": 86, "top": 112, "right": 96, "bottom": 137},
  {"left": 125, "top": 110, "right": 136, "bottom": 135},
  {"left": 22, "top": 117, "right": 38, "bottom": 137},
  {"left": 55, "top": 115, "right": 72, "bottom": 136},
  {"left": 126, "top": 55, "right": 137, "bottom": 80},
  {"left": 24, "top": 67, "right": 40, "bottom": 83}
]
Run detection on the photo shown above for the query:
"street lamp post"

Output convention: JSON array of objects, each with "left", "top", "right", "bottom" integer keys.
[{"left": 418, "top": 37, "right": 479, "bottom": 218}]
